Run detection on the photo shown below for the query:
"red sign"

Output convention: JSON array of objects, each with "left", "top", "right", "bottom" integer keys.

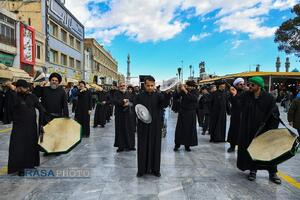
[{"left": 20, "top": 23, "right": 35, "bottom": 66}]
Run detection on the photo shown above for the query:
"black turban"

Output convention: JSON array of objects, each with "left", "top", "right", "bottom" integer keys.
[
  {"left": 49, "top": 73, "right": 62, "bottom": 83},
  {"left": 215, "top": 79, "right": 226, "bottom": 86},
  {"left": 16, "top": 79, "right": 30, "bottom": 88}
]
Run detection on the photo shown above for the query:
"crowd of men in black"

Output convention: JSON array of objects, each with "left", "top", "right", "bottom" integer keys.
[{"left": 2, "top": 72, "right": 300, "bottom": 184}]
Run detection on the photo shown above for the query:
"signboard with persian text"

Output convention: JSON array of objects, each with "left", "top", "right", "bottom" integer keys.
[
  {"left": 49, "top": 0, "right": 84, "bottom": 40},
  {"left": 20, "top": 23, "right": 35, "bottom": 66}
]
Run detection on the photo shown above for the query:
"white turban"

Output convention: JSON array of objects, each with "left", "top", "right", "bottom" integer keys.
[{"left": 233, "top": 78, "right": 245, "bottom": 87}]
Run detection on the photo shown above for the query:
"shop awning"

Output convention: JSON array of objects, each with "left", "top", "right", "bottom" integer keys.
[
  {"left": 66, "top": 78, "right": 79, "bottom": 84},
  {"left": 0, "top": 64, "right": 31, "bottom": 82},
  {"left": 199, "top": 71, "right": 300, "bottom": 85}
]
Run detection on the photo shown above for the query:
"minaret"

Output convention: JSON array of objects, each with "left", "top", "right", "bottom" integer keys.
[
  {"left": 285, "top": 57, "right": 290, "bottom": 72},
  {"left": 256, "top": 64, "right": 260, "bottom": 72},
  {"left": 276, "top": 57, "right": 281, "bottom": 72},
  {"left": 126, "top": 54, "right": 131, "bottom": 84}
]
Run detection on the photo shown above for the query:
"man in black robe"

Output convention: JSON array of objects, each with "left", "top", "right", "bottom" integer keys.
[
  {"left": 230, "top": 76, "right": 281, "bottom": 184},
  {"left": 33, "top": 72, "right": 69, "bottom": 123},
  {"left": 75, "top": 81, "right": 92, "bottom": 138},
  {"left": 209, "top": 80, "right": 230, "bottom": 142},
  {"left": 108, "top": 85, "right": 118, "bottom": 121},
  {"left": 199, "top": 86, "right": 211, "bottom": 135},
  {"left": 113, "top": 82, "right": 136, "bottom": 152},
  {"left": 127, "top": 85, "right": 137, "bottom": 132},
  {"left": 227, "top": 78, "right": 245, "bottom": 153},
  {"left": 174, "top": 80, "right": 199, "bottom": 152},
  {"left": 94, "top": 86, "right": 108, "bottom": 128},
  {"left": 7, "top": 80, "right": 45, "bottom": 176},
  {"left": 135, "top": 76, "right": 171, "bottom": 177}
]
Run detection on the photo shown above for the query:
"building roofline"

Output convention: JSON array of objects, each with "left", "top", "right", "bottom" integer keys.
[
  {"left": 84, "top": 38, "right": 118, "bottom": 65},
  {"left": 53, "top": 0, "right": 84, "bottom": 29},
  {"left": 0, "top": 8, "right": 17, "bottom": 20}
]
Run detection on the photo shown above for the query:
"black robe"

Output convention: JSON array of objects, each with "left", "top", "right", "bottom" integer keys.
[
  {"left": 209, "top": 90, "right": 230, "bottom": 142},
  {"left": 113, "top": 91, "right": 135, "bottom": 149},
  {"left": 175, "top": 89, "right": 199, "bottom": 146},
  {"left": 227, "top": 90, "right": 243, "bottom": 146},
  {"left": 75, "top": 90, "right": 92, "bottom": 138},
  {"left": 8, "top": 92, "right": 44, "bottom": 174},
  {"left": 200, "top": 93, "right": 212, "bottom": 133},
  {"left": 135, "top": 91, "right": 171, "bottom": 175},
  {"left": 33, "top": 86, "right": 69, "bottom": 123},
  {"left": 171, "top": 91, "right": 181, "bottom": 113},
  {"left": 237, "top": 91, "right": 279, "bottom": 171},
  {"left": 105, "top": 92, "right": 113, "bottom": 122},
  {"left": 0, "top": 90, "right": 5, "bottom": 122},
  {"left": 109, "top": 89, "right": 117, "bottom": 117},
  {"left": 2, "top": 89, "right": 14, "bottom": 124},
  {"left": 94, "top": 91, "right": 108, "bottom": 127}
]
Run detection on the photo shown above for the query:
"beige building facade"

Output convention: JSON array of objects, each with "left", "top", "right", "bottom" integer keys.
[
  {"left": 84, "top": 38, "right": 118, "bottom": 85},
  {"left": 1, "top": 0, "right": 84, "bottom": 80}
]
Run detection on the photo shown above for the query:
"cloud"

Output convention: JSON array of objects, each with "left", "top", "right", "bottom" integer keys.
[
  {"left": 189, "top": 32, "right": 211, "bottom": 42},
  {"left": 231, "top": 40, "right": 243, "bottom": 49},
  {"left": 65, "top": 0, "right": 298, "bottom": 44}
]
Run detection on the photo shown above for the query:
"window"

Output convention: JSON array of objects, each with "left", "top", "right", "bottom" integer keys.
[
  {"left": 60, "top": 29, "right": 67, "bottom": 42},
  {"left": 36, "top": 44, "right": 41, "bottom": 59},
  {"left": 76, "top": 40, "right": 81, "bottom": 51},
  {"left": 50, "top": 49, "right": 58, "bottom": 63},
  {"left": 69, "top": 35, "right": 74, "bottom": 47},
  {"left": 69, "top": 57, "right": 74, "bottom": 68},
  {"left": 0, "top": 24, "right": 16, "bottom": 46},
  {"left": 61, "top": 53, "right": 67, "bottom": 66},
  {"left": 76, "top": 60, "right": 81, "bottom": 69},
  {"left": 49, "top": 21, "right": 58, "bottom": 37}
]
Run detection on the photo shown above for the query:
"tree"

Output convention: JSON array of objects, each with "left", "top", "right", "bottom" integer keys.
[{"left": 274, "top": 4, "right": 300, "bottom": 57}]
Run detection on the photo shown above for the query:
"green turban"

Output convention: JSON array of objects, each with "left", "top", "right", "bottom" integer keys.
[{"left": 249, "top": 76, "right": 265, "bottom": 90}]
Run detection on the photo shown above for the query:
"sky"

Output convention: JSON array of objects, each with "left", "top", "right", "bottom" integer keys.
[{"left": 65, "top": 0, "right": 300, "bottom": 81}]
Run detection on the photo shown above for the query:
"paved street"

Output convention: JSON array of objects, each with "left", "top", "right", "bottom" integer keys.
[{"left": 0, "top": 105, "right": 299, "bottom": 200}]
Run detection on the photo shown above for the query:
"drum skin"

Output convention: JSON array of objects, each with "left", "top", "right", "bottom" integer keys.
[{"left": 38, "top": 118, "right": 81, "bottom": 154}]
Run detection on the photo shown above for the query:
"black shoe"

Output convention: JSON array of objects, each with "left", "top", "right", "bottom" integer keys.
[
  {"left": 227, "top": 147, "right": 235, "bottom": 153},
  {"left": 93, "top": 125, "right": 97, "bottom": 128},
  {"left": 247, "top": 171, "right": 256, "bottom": 181},
  {"left": 136, "top": 172, "right": 143, "bottom": 177},
  {"left": 18, "top": 170, "right": 25, "bottom": 176},
  {"left": 116, "top": 148, "right": 124, "bottom": 152},
  {"left": 185, "top": 146, "right": 191, "bottom": 152},
  {"left": 201, "top": 132, "right": 205, "bottom": 135},
  {"left": 129, "top": 148, "right": 136, "bottom": 151},
  {"left": 153, "top": 172, "right": 161, "bottom": 177},
  {"left": 173, "top": 144, "right": 180, "bottom": 152},
  {"left": 101, "top": 125, "right": 105, "bottom": 128},
  {"left": 269, "top": 173, "right": 281, "bottom": 185}
]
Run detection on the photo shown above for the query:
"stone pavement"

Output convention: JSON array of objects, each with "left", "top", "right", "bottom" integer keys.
[{"left": 0, "top": 105, "right": 299, "bottom": 200}]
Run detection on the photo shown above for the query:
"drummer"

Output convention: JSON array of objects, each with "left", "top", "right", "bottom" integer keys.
[
  {"left": 113, "top": 82, "right": 136, "bottom": 152},
  {"left": 174, "top": 80, "right": 199, "bottom": 152},
  {"left": 135, "top": 76, "right": 172, "bottom": 177},
  {"left": 33, "top": 72, "right": 69, "bottom": 124},
  {"left": 7, "top": 80, "right": 45, "bottom": 176},
  {"left": 230, "top": 76, "right": 281, "bottom": 184}
]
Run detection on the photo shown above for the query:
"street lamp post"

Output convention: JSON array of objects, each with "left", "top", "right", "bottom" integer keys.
[{"left": 177, "top": 67, "right": 182, "bottom": 81}]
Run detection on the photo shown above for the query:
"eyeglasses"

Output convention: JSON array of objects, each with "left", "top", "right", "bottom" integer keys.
[
  {"left": 120, "top": 85, "right": 126, "bottom": 87},
  {"left": 248, "top": 83, "right": 255, "bottom": 87},
  {"left": 238, "top": 83, "right": 245, "bottom": 86}
]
